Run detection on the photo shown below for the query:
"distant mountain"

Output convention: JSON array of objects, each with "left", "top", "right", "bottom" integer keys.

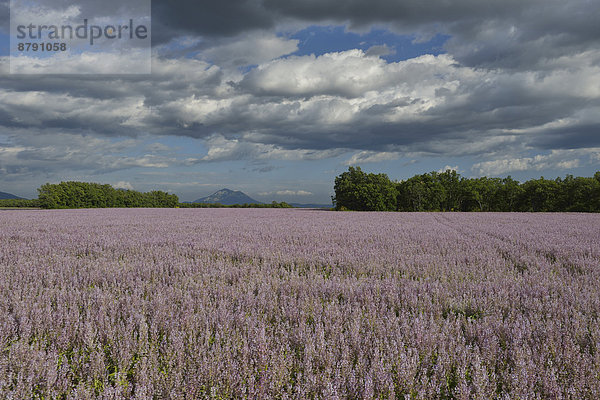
[
  {"left": 0, "top": 191, "right": 22, "bottom": 200},
  {"left": 194, "top": 188, "right": 261, "bottom": 205},
  {"left": 290, "top": 203, "right": 333, "bottom": 209}
]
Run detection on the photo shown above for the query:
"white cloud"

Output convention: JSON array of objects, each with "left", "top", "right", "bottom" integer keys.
[
  {"left": 344, "top": 151, "right": 400, "bottom": 165},
  {"left": 241, "top": 50, "right": 457, "bottom": 99},
  {"left": 438, "top": 165, "right": 459, "bottom": 173},
  {"left": 200, "top": 134, "right": 344, "bottom": 162},
  {"left": 112, "top": 181, "right": 134, "bottom": 190},
  {"left": 471, "top": 149, "right": 600, "bottom": 176},
  {"left": 10, "top": 3, "right": 81, "bottom": 28}
]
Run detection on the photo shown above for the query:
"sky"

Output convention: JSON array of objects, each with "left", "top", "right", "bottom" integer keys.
[{"left": 0, "top": 0, "right": 599, "bottom": 203}]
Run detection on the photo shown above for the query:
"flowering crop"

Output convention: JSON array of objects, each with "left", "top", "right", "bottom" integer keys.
[{"left": 0, "top": 209, "right": 599, "bottom": 399}]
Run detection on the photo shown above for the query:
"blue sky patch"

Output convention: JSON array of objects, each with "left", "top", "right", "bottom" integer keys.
[{"left": 288, "top": 25, "right": 449, "bottom": 62}]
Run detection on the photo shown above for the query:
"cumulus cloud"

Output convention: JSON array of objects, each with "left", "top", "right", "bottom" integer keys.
[
  {"left": 471, "top": 149, "right": 600, "bottom": 176},
  {"left": 1, "top": 46, "right": 599, "bottom": 159},
  {"left": 344, "top": 151, "right": 400, "bottom": 165},
  {"left": 2, "top": 46, "right": 599, "bottom": 170},
  {"left": 8, "top": 51, "right": 152, "bottom": 75},
  {"left": 438, "top": 165, "right": 459, "bottom": 174},
  {"left": 0, "top": 132, "right": 174, "bottom": 179},
  {"left": 112, "top": 181, "right": 134, "bottom": 190},
  {"left": 199, "top": 134, "right": 345, "bottom": 162},
  {"left": 240, "top": 49, "right": 397, "bottom": 98}
]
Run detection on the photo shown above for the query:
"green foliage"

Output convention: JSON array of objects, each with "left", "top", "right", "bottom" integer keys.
[
  {"left": 0, "top": 198, "right": 40, "bottom": 208},
  {"left": 332, "top": 166, "right": 397, "bottom": 211},
  {"left": 37, "top": 182, "right": 179, "bottom": 209},
  {"left": 334, "top": 167, "right": 600, "bottom": 212},
  {"left": 397, "top": 172, "right": 446, "bottom": 211}
]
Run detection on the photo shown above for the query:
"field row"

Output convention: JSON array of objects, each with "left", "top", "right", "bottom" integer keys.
[{"left": 1, "top": 209, "right": 599, "bottom": 399}]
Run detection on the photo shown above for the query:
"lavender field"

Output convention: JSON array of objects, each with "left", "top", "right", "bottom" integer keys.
[{"left": 0, "top": 209, "right": 599, "bottom": 399}]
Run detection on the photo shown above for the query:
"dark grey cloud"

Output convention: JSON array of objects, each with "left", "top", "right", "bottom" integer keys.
[
  {"left": 263, "top": 0, "right": 600, "bottom": 69},
  {"left": 147, "top": 0, "right": 600, "bottom": 71},
  {"left": 530, "top": 123, "right": 600, "bottom": 150},
  {"left": 4, "top": 0, "right": 598, "bottom": 71},
  {"left": 151, "top": 0, "right": 275, "bottom": 44},
  {"left": 262, "top": 0, "right": 523, "bottom": 26}
]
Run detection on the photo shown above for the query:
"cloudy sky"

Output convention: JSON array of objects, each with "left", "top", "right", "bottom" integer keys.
[{"left": 1, "top": 0, "right": 599, "bottom": 202}]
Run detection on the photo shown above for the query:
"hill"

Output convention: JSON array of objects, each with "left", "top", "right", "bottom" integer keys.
[
  {"left": 194, "top": 188, "right": 261, "bottom": 205},
  {"left": 0, "top": 191, "right": 22, "bottom": 200}
]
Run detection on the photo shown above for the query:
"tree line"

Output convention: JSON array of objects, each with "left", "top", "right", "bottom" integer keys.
[
  {"left": 37, "top": 182, "right": 179, "bottom": 209},
  {"left": 333, "top": 167, "right": 600, "bottom": 212},
  {"left": 0, "top": 198, "right": 40, "bottom": 208},
  {"left": 178, "top": 201, "right": 293, "bottom": 208},
  {"left": 4, "top": 182, "right": 294, "bottom": 209}
]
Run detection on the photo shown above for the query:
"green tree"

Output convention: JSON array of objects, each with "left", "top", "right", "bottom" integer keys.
[
  {"left": 37, "top": 182, "right": 179, "bottom": 209},
  {"left": 495, "top": 176, "right": 522, "bottom": 211},
  {"left": 464, "top": 177, "right": 501, "bottom": 212},
  {"left": 519, "top": 178, "right": 560, "bottom": 212},
  {"left": 344, "top": 169, "right": 600, "bottom": 213},
  {"left": 333, "top": 167, "right": 397, "bottom": 211},
  {"left": 397, "top": 173, "right": 445, "bottom": 211},
  {"left": 436, "top": 169, "right": 463, "bottom": 211}
]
